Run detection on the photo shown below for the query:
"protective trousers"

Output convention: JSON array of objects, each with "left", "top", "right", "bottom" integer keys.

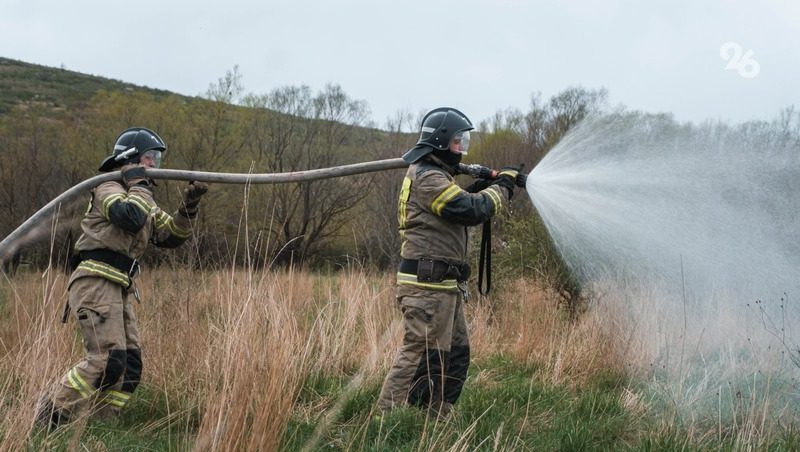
[
  {"left": 378, "top": 286, "right": 470, "bottom": 416},
  {"left": 50, "top": 276, "right": 142, "bottom": 420}
]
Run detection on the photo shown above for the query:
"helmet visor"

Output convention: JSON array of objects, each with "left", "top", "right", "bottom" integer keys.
[
  {"left": 450, "top": 130, "right": 471, "bottom": 155},
  {"left": 141, "top": 149, "right": 163, "bottom": 169}
]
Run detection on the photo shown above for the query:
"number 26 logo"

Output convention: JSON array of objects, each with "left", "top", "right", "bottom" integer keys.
[{"left": 720, "top": 42, "right": 760, "bottom": 79}]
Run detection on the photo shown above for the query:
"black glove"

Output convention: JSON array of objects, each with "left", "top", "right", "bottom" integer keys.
[
  {"left": 465, "top": 178, "right": 492, "bottom": 193},
  {"left": 491, "top": 166, "right": 520, "bottom": 200},
  {"left": 179, "top": 181, "right": 209, "bottom": 218},
  {"left": 515, "top": 173, "right": 528, "bottom": 188},
  {"left": 120, "top": 164, "right": 151, "bottom": 189}
]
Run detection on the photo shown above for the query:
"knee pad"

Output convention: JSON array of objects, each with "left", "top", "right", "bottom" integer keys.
[
  {"left": 96, "top": 349, "right": 127, "bottom": 390},
  {"left": 444, "top": 345, "right": 470, "bottom": 403},
  {"left": 121, "top": 348, "right": 142, "bottom": 393},
  {"left": 408, "top": 348, "right": 449, "bottom": 407}
]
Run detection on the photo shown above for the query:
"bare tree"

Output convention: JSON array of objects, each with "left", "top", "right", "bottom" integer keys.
[
  {"left": 353, "top": 109, "right": 416, "bottom": 268},
  {"left": 245, "top": 84, "right": 374, "bottom": 267}
]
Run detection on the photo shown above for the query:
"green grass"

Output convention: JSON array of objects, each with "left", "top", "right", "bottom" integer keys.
[
  {"left": 281, "top": 355, "right": 638, "bottom": 451},
  {"left": 20, "top": 355, "right": 800, "bottom": 450},
  {"left": 26, "top": 385, "right": 199, "bottom": 451}
]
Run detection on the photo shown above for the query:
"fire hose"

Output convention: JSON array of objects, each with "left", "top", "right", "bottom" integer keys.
[{"left": 0, "top": 158, "right": 528, "bottom": 293}]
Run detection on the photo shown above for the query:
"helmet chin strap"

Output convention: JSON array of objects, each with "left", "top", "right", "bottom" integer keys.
[{"left": 431, "top": 148, "right": 463, "bottom": 171}]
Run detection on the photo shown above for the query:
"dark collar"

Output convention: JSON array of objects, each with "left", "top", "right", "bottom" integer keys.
[{"left": 424, "top": 154, "right": 458, "bottom": 176}]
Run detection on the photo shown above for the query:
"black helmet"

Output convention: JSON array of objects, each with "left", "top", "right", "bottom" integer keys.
[
  {"left": 401, "top": 107, "right": 474, "bottom": 163},
  {"left": 98, "top": 127, "right": 167, "bottom": 172}
]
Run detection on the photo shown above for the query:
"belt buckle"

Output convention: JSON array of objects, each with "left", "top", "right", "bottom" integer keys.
[{"left": 417, "top": 258, "right": 435, "bottom": 282}]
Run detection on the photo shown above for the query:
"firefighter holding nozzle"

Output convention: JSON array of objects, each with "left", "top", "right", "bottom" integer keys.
[
  {"left": 36, "top": 128, "right": 208, "bottom": 429},
  {"left": 378, "top": 108, "right": 519, "bottom": 419}
]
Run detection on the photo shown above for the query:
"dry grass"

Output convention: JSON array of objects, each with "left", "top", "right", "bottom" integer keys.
[
  {"left": 470, "top": 277, "right": 627, "bottom": 386},
  {"left": 0, "top": 266, "right": 404, "bottom": 450},
  {"left": 0, "top": 266, "right": 796, "bottom": 449}
]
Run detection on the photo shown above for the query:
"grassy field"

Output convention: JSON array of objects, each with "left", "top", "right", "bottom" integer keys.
[{"left": 1, "top": 267, "right": 798, "bottom": 451}]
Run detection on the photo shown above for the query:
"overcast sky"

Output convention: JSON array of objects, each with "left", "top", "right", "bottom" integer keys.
[{"left": 2, "top": 0, "right": 798, "bottom": 129}]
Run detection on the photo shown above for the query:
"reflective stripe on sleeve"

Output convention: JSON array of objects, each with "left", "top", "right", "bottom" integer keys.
[
  {"left": 101, "top": 193, "right": 126, "bottom": 219},
  {"left": 126, "top": 194, "right": 153, "bottom": 215},
  {"left": 155, "top": 211, "right": 170, "bottom": 229},
  {"left": 484, "top": 186, "right": 503, "bottom": 215},
  {"left": 101, "top": 192, "right": 153, "bottom": 220},
  {"left": 431, "top": 184, "right": 462, "bottom": 216},
  {"left": 165, "top": 216, "right": 191, "bottom": 238},
  {"left": 154, "top": 211, "right": 191, "bottom": 238}
]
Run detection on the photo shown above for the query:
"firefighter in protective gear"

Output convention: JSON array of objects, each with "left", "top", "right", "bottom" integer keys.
[
  {"left": 378, "top": 108, "right": 517, "bottom": 418},
  {"left": 36, "top": 127, "right": 209, "bottom": 429}
]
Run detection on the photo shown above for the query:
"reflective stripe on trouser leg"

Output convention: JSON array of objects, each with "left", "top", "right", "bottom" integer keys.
[
  {"left": 100, "top": 389, "right": 131, "bottom": 408},
  {"left": 66, "top": 367, "right": 95, "bottom": 400}
]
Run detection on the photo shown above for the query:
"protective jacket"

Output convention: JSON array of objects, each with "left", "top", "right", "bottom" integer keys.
[
  {"left": 38, "top": 180, "right": 196, "bottom": 427},
  {"left": 378, "top": 155, "right": 512, "bottom": 415},
  {"left": 70, "top": 181, "right": 192, "bottom": 287},
  {"left": 396, "top": 158, "right": 509, "bottom": 291}
]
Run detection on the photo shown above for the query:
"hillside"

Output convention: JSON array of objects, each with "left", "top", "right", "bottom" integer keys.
[{"left": 0, "top": 57, "right": 180, "bottom": 114}]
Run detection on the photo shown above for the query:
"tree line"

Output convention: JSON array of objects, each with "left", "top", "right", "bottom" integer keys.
[{"left": 0, "top": 66, "right": 610, "bottom": 290}]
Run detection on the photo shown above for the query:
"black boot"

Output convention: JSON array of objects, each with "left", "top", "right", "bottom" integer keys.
[{"left": 34, "top": 397, "right": 68, "bottom": 431}]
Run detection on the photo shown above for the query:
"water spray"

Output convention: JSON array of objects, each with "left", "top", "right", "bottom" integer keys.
[{"left": 526, "top": 111, "right": 800, "bottom": 423}]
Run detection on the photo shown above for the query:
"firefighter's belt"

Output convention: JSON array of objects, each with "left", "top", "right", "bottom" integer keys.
[
  {"left": 79, "top": 249, "right": 140, "bottom": 278},
  {"left": 399, "top": 258, "right": 470, "bottom": 283}
]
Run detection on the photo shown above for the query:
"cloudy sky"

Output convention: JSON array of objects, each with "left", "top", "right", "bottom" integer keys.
[{"left": 1, "top": 0, "right": 798, "bottom": 128}]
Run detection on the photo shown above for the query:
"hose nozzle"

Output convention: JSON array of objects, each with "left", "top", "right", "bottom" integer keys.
[{"left": 457, "top": 163, "right": 528, "bottom": 188}]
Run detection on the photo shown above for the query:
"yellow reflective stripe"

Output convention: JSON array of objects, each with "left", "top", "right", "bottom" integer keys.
[
  {"left": 396, "top": 272, "right": 459, "bottom": 291},
  {"left": 77, "top": 260, "right": 130, "bottom": 286},
  {"left": 127, "top": 194, "right": 153, "bottom": 215},
  {"left": 101, "top": 193, "right": 126, "bottom": 219},
  {"left": 101, "top": 193, "right": 153, "bottom": 219},
  {"left": 498, "top": 170, "right": 518, "bottom": 178},
  {"left": 398, "top": 177, "right": 412, "bottom": 229},
  {"left": 104, "top": 398, "right": 126, "bottom": 408},
  {"left": 67, "top": 368, "right": 94, "bottom": 399},
  {"left": 165, "top": 216, "right": 191, "bottom": 238},
  {"left": 154, "top": 212, "right": 191, "bottom": 238},
  {"left": 431, "top": 184, "right": 461, "bottom": 216},
  {"left": 101, "top": 390, "right": 131, "bottom": 408},
  {"left": 485, "top": 186, "right": 503, "bottom": 215},
  {"left": 155, "top": 211, "right": 170, "bottom": 229}
]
